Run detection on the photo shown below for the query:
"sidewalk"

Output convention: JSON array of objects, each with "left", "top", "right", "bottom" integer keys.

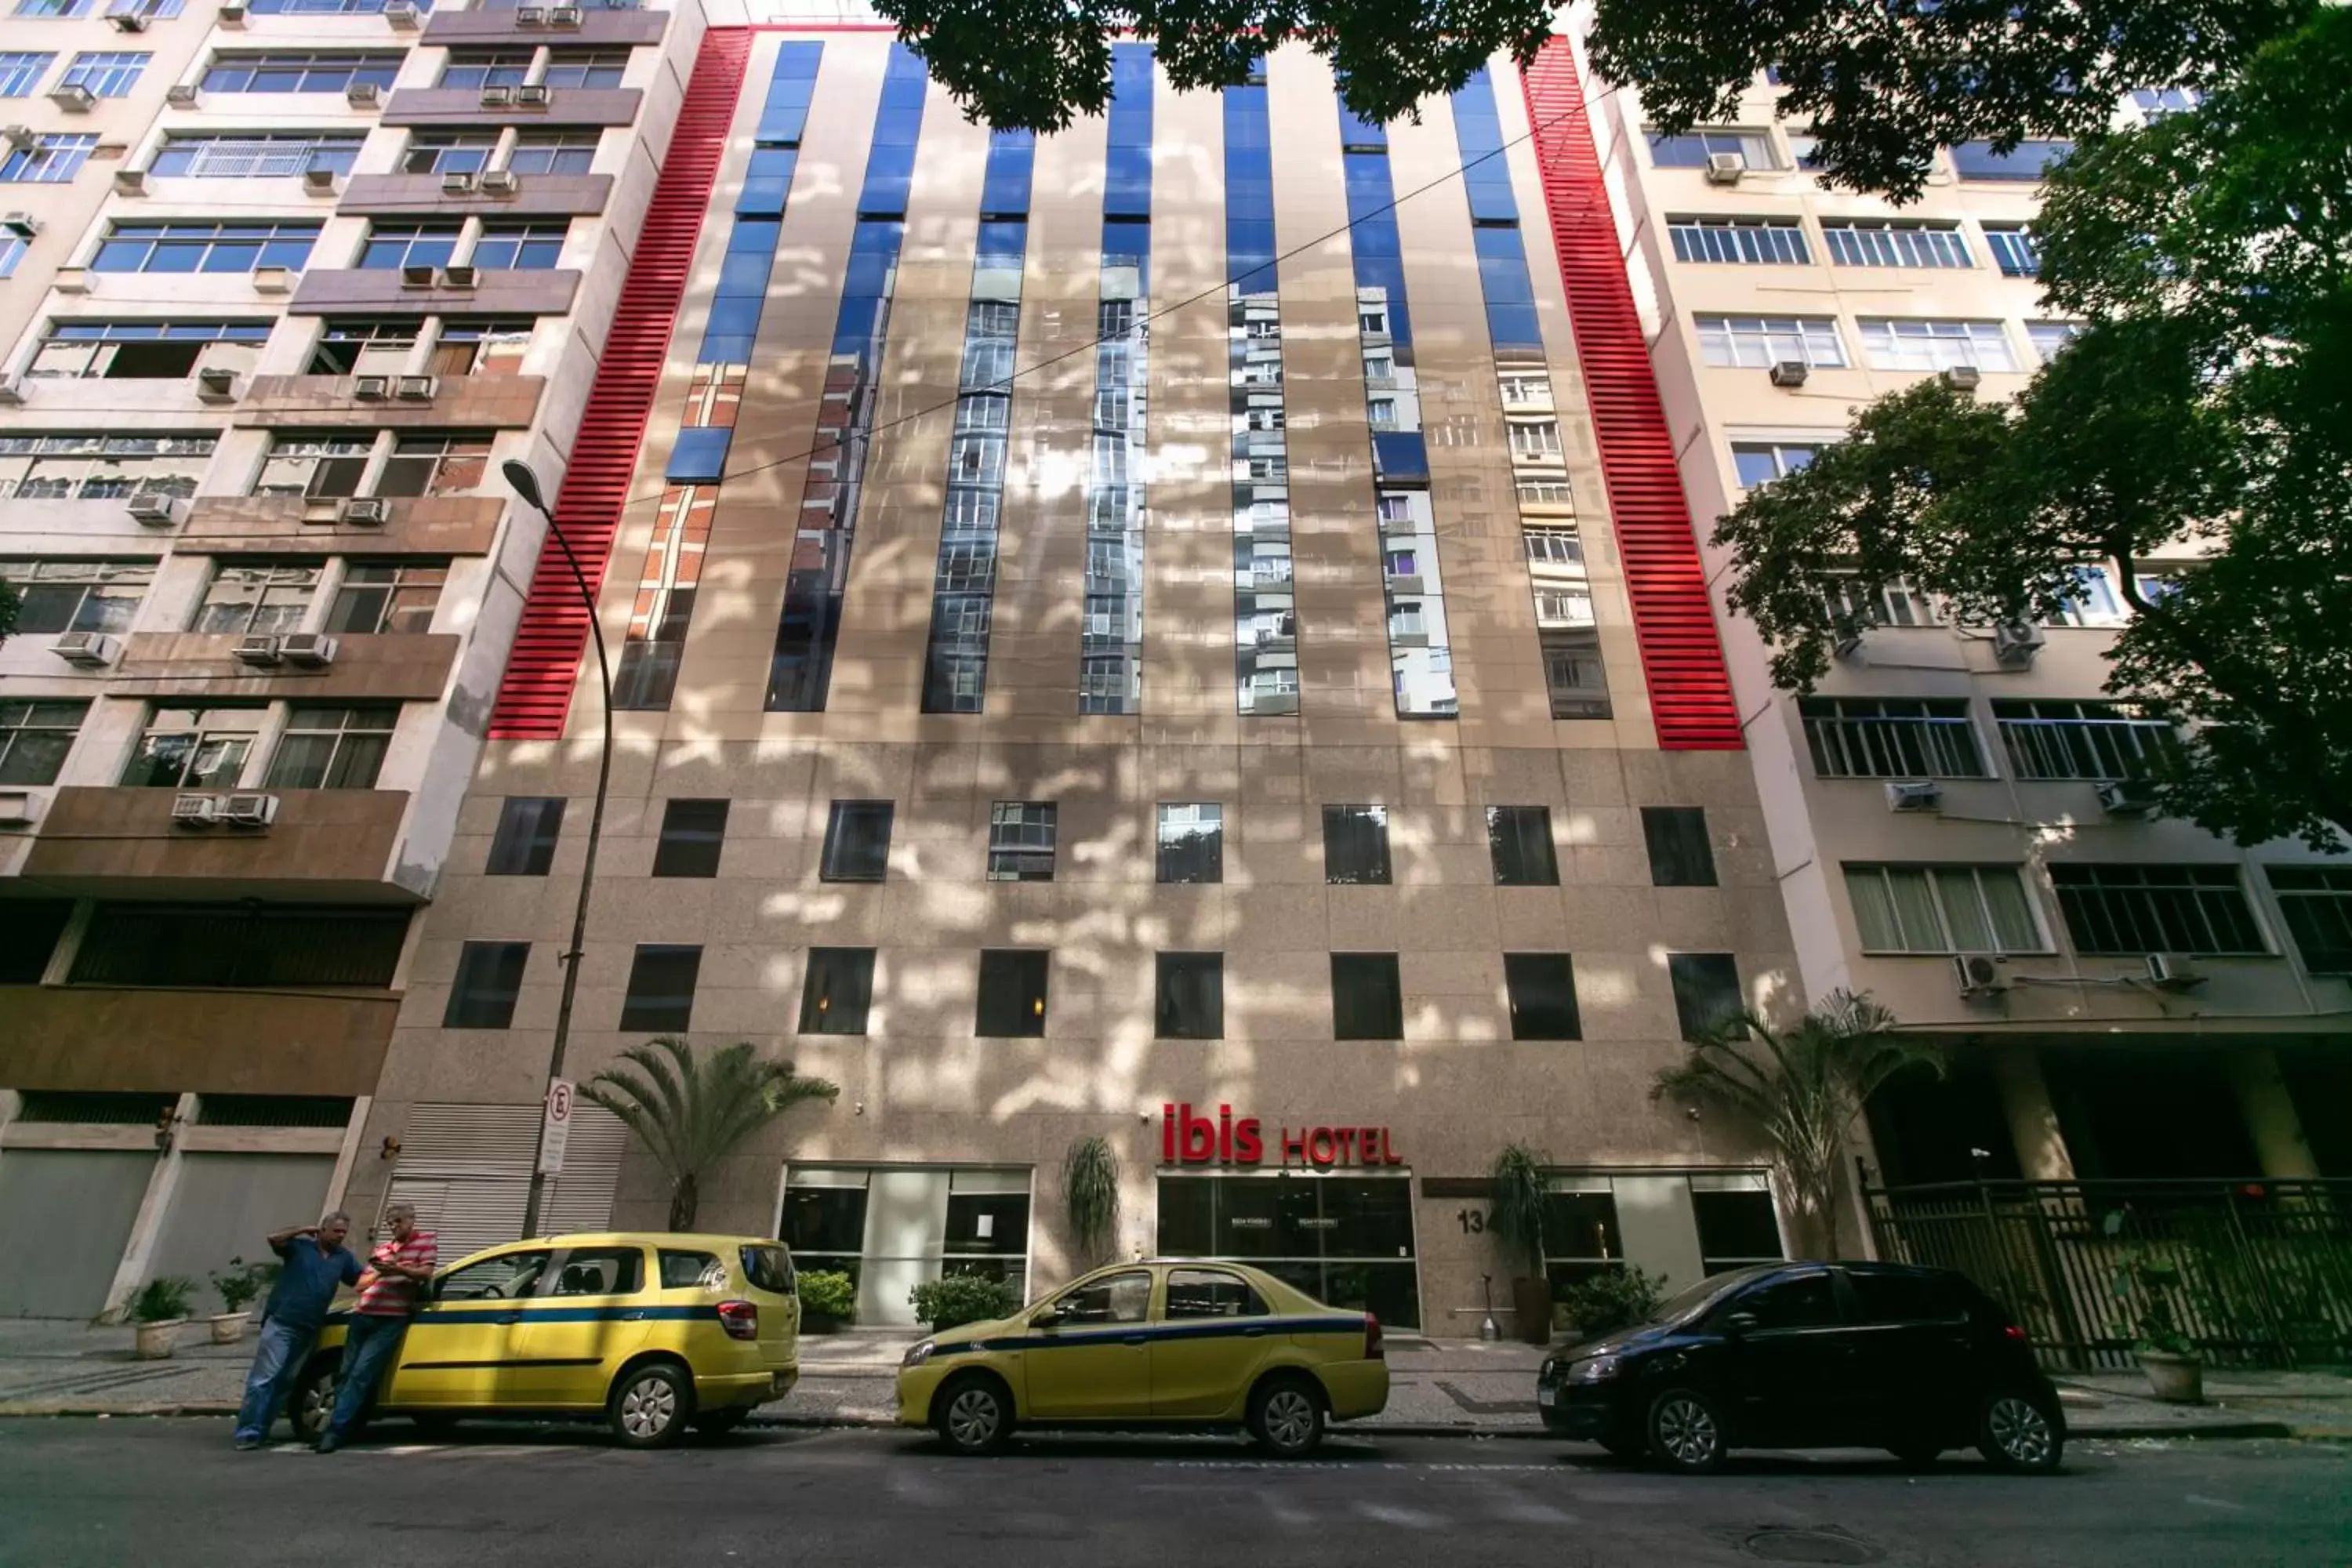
[{"left": 2, "top": 1318, "right": 2343, "bottom": 1441}]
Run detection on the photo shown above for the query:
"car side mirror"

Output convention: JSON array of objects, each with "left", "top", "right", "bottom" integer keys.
[
  {"left": 1035, "top": 1301, "right": 1073, "bottom": 1329},
  {"left": 1722, "top": 1311, "right": 1760, "bottom": 1338}
]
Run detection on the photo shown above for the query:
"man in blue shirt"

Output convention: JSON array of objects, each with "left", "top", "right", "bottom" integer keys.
[{"left": 232, "top": 1210, "right": 361, "bottom": 1450}]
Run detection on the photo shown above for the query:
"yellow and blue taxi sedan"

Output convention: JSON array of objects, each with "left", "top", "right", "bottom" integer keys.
[
  {"left": 897, "top": 1260, "right": 1389, "bottom": 1457},
  {"left": 291, "top": 1232, "right": 800, "bottom": 1448}
]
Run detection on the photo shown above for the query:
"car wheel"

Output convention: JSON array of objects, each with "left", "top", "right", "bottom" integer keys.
[
  {"left": 692, "top": 1409, "right": 751, "bottom": 1438},
  {"left": 291, "top": 1357, "right": 339, "bottom": 1445},
  {"left": 607, "top": 1361, "right": 693, "bottom": 1450},
  {"left": 1247, "top": 1374, "right": 1327, "bottom": 1459},
  {"left": 1976, "top": 1390, "right": 2063, "bottom": 1474},
  {"left": 1646, "top": 1388, "right": 1726, "bottom": 1474},
  {"left": 934, "top": 1374, "right": 1013, "bottom": 1456}
]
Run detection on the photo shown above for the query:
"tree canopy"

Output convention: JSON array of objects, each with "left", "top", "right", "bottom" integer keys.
[{"left": 579, "top": 1037, "right": 840, "bottom": 1230}]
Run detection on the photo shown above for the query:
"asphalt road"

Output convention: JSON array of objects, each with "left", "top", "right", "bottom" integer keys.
[{"left": 1, "top": 1420, "right": 2345, "bottom": 1568}]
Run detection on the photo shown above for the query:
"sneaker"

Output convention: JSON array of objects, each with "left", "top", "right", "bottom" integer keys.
[
  {"left": 314, "top": 1432, "right": 340, "bottom": 1455},
  {"left": 234, "top": 1436, "right": 263, "bottom": 1451}
]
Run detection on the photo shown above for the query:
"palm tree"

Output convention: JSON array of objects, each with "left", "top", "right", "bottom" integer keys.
[
  {"left": 580, "top": 1037, "right": 840, "bottom": 1230},
  {"left": 1650, "top": 990, "right": 1941, "bottom": 1258}
]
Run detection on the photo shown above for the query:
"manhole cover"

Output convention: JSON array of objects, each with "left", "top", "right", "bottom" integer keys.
[{"left": 1740, "top": 1527, "right": 1883, "bottom": 1565}]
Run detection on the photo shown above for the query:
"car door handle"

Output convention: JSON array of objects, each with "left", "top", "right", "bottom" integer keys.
[
  {"left": 493, "top": 1312, "right": 521, "bottom": 1325},
  {"left": 1243, "top": 1327, "right": 1269, "bottom": 1338},
  {"left": 1122, "top": 1334, "right": 1149, "bottom": 1346},
  {"left": 619, "top": 1310, "right": 648, "bottom": 1322}
]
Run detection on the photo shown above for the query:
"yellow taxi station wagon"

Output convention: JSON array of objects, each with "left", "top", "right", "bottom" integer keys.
[
  {"left": 896, "top": 1260, "right": 1390, "bottom": 1457},
  {"left": 290, "top": 1233, "right": 801, "bottom": 1448}
]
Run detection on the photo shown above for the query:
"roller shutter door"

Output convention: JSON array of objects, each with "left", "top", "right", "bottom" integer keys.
[{"left": 0, "top": 1150, "right": 154, "bottom": 1318}]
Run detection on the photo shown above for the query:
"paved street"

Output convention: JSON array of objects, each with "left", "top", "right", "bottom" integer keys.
[{"left": 2, "top": 1420, "right": 2344, "bottom": 1567}]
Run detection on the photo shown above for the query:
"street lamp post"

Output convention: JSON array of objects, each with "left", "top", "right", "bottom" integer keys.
[{"left": 503, "top": 458, "right": 615, "bottom": 1239}]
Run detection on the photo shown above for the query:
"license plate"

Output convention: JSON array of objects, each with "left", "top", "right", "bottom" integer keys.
[{"left": 1537, "top": 1386, "right": 1555, "bottom": 1407}]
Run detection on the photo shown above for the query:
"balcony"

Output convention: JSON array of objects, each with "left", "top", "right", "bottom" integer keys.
[
  {"left": 24, "top": 787, "right": 416, "bottom": 900},
  {"left": 382, "top": 86, "right": 643, "bottom": 128},
  {"left": 179, "top": 494, "right": 505, "bottom": 557},
  {"left": 289, "top": 267, "right": 580, "bottom": 316},
  {"left": 110, "top": 631, "right": 459, "bottom": 701},
  {"left": 422, "top": 5, "right": 666, "bottom": 45},
  {"left": 238, "top": 373, "right": 546, "bottom": 429},
  {"left": 338, "top": 172, "right": 613, "bottom": 217},
  {"left": 0, "top": 985, "right": 398, "bottom": 1098}
]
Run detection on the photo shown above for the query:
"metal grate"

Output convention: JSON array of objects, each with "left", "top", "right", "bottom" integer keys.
[
  {"left": 197, "top": 1094, "right": 355, "bottom": 1128},
  {"left": 16, "top": 1091, "right": 176, "bottom": 1124}
]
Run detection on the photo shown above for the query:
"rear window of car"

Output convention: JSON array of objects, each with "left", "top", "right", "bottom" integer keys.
[
  {"left": 659, "top": 1249, "right": 724, "bottom": 1290},
  {"left": 1849, "top": 1269, "right": 1962, "bottom": 1324},
  {"left": 740, "top": 1243, "right": 795, "bottom": 1294}
]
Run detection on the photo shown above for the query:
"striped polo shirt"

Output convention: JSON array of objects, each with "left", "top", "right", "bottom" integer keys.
[{"left": 356, "top": 1231, "right": 438, "bottom": 1316}]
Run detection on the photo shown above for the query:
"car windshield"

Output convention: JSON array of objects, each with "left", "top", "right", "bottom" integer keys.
[{"left": 1647, "top": 1269, "right": 1766, "bottom": 1326}]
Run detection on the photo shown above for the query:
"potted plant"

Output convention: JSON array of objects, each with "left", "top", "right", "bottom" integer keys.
[
  {"left": 1062, "top": 1134, "right": 1120, "bottom": 1269},
  {"left": 129, "top": 1276, "right": 195, "bottom": 1360},
  {"left": 2106, "top": 1214, "right": 2204, "bottom": 1403},
  {"left": 796, "top": 1269, "right": 856, "bottom": 1334},
  {"left": 1489, "top": 1142, "right": 1552, "bottom": 1345},
  {"left": 205, "top": 1257, "right": 274, "bottom": 1344},
  {"left": 1557, "top": 1264, "right": 1668, "bottom": 1344},
  {"left": 909, "top": 1274, "right": 1020, "bottom": 1332}
]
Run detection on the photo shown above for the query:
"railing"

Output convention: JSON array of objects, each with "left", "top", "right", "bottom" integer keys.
[{"left": 1866, "top": 1178, "right": 2352, "bottom": 1368}]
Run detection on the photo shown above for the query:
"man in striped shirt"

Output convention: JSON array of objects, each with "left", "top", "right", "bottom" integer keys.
[{"left": 315, "top": 1203, "right": 437, "bottom": 1454}]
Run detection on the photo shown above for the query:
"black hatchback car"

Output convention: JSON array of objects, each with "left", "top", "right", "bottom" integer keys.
[{"left": 1537, "top": 1261, "right": 2065, "bottom": 1473}]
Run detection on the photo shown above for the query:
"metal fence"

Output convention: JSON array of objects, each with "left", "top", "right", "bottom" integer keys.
[{"left": 1865, "top": 1178, "right": 2352, "bottom": 1368}]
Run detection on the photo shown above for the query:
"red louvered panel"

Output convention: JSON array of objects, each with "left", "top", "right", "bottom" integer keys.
[
  {"left": 1520, "top": 41, "right": 1744, "bottom": 751},
  {"left": 486, "top": 27, "right": 753, "bottom": 739}
]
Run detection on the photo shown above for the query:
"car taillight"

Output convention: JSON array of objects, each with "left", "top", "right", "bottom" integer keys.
[
  {"left": 2002, "top": 1323, "right": 2029, "bottom": 1344},
  {"left": 1364, "top": 1312, "right": 1384, "bottom": 1361},
  {"left": 717, "top": 1299, "right": 759, "bottom": 1341}
]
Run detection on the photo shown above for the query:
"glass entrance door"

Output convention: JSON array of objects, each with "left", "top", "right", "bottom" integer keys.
[{"left": 1157, "top": 1173, "right": 1420, "bottom": 1328}]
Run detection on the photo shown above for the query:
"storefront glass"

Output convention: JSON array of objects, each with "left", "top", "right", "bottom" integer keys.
[
  {"left": 782, "top": 1165, "right": 1032, "bottom": 1327},
  {"left": 1544, "top": 1169, "right": 1782, "bottom": 1298},
  {"left": 1158, "top": 1173, "right": 1420, "bottom": 1329}
]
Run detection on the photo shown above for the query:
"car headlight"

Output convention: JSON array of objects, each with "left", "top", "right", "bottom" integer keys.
[
  {"left": 1540, "top": 1358, "right": 1562, "bottom": 1381},
  {"left": 1566, "top": 1355, "right": 1620, "bottom": 1385},
  {"left": 901, "top": 1339, "right": 936, "bottom": 1370}
]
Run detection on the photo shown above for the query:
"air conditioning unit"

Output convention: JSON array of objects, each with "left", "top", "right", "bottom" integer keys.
[
  {"left": 280, "top": 633, "right": 338, "bottom": 666},
  {"left": 303, "top": 168, "right": 339, "bottom": 194},
  {"left": 1991, "top": 619, "right": 2047, "bottom": 668},
  {"left": 442, "top": 170, "right": 477, "bottom": 194},
  {"left": 1831, "top": 631, "right": 1864, "bottom": 661},
  {"left": 171, "top": 793, "right": 222, "bottom": 826},
  {"left": 399, "top": 263, "right": 437, "bottom": 290},
  {"left": 2095, "top": 778, "right": 2162, "bottom": 817},
  {"left": 2, "top": 125, "right": 36, "bottom": 151},
  {"left": 218, "top": 0, "right": 246, "bottom": 23},
  {"left": 1767, "top": 360, "right": 1809, "bottom": 388},
  {"left": 0, "top": 789, "right": 42, "bottom": 828},
  {"left": 385, "top": 0, "right": 419, "bottom": 27},
  {"left": 220, "top": 793, "right": 280, "bottom": 828},
  {"left": 165, "top": 85, "right": 198, "bottom": 108},
  {"left": 1884, "top": 779, "right": 1944, "bottom": 812},
  {"left": 2144, "top": 952, "right": 2205, "bottom": 990},
  {"left": 480, "top": 86, "right": 515, "bottom": 107},
  {"left": 514, "top": 85, "right": 551, "bottom": 108},
  {"left": 54, "top": 267, "right": 91, "bottom": 295},
  {"left": 49, "top": 85, "right": 97, "bottom": 114},
  {"left": 345, "top": 82, "right": 381, "bottom": 108},
  {"left": 232, "top": 634, "right": 284, "bottom": 666},
  {"left": 1943, "top": 365, "right": 1983, "bottom": 390},
  {"left": 128, "top": 494, "right": 183, "bottom": 525},
  {"left": 53, "top": 632, "right": 121, "bottom": 666},
  {"left": 252, "top": 264, "right": 294, "bottom": 294},
  {"left": 340, "top": 496, "right": 390, "bottom": 524},
  {"left": 114, "top": 169, "right": 147, "bottom": 195},
  {"left": 550, "top": 4, "right": 583, "bottom": 24},
  {"left": 1951, "top": 953, "right": 2008, "bottom": 996},
  {"left": 437, "top": 263, "right": 477, "bottom": 290},
  {"left": 353, "top": 375, "right": 391, "bottom": 400},
  {"left": 107, "top": 9, "right": 149, "bottom": 31},
  {"left": 3, "top": 209, "right": 43, "bottom": 235},
  {"left": 1704, "top": 151, "right": 1745, "bottom": 184},
  {"left": 477, "top": 169, "right": 519, "bottom": 195},
  {"left": 517, "top": 4, "right": 547, "bottom": 21},
  {"left": 196, "top": 365, "right": 238, "bottom": 403},
  {"left": 395, "top": 374, "right": 437, "bottom": 400}
]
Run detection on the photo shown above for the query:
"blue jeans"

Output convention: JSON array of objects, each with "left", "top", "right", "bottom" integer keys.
[
  {"left": 327, "top": 1314, "right": 408, "bottom": 1438},
  {"left": 233, "top": 1318, "right": 318, "bottom": 1443}
]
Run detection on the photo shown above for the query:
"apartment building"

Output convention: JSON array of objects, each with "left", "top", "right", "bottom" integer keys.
[
  {"left": 1570, "top": 16, "right": 2351, "bottom": 1199},
  {"left": 0, "top": 0, "right": 720, "bottom": 1318}
]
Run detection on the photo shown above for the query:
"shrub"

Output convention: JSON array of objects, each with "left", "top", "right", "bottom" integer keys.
[
  {"left": 909, "top": 1274, "right": 1019, "bottom": 1331},
  {"left": 797, "top": 1269, "right": 856, "bottom": 1322},
  {"left": 210, "top": 1257, "right": 276, "bottom": 1316},
  {"left": 1559, "top": 1265, "right": 1669, "bottom": 1338},
  {"left": 131, "top": 1276, "right": 197, "bottom": 1323}
]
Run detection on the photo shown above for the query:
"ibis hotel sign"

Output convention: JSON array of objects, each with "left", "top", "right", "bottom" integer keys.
[{"left": 1160, "top": 1103, "right": 1403, "bottom": 1170}]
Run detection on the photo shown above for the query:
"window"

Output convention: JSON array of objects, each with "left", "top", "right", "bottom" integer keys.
[
  {"left": 485, "top": 796, "right": 564, "bottom": 876},
  {"left": 310, "top": 320, "right": 416, "bottom": 377},
  {"left": 149, "top": 134, "right": 362, "bottom": 179},
  {"left": 470, "top": 221, "right": 568, "bottom": 271},
  {"left": 1731, "top": 442, "right": 1819, "bottom": 487},
  {"left": 2027, "top": 321, "right": 2084, "bottom": 363},
  {"left": 1731, "top": 1269, "right": 1840, "bottom": 1330},
  {"left": 436, "top": 1248, "right": 550, "bottom": 1300},
  {"left": 438, "top": 49, "right": 532, "bottom": 90},
  {"left": 619, "top": 943, "right": 701, "bottom": 1031},
  {"left": 1844, "top": 865, "right": 2044, "bottom": 954},
  {"left": 194, "top": 562, "right": 319, "bottom": 634},
  {"left": 31, "top": 320, "right": 270, "bottom": 381},
  {"left": 541, "top": 49, "right": 629, "bottom": 89},
  {"left": 1696, "top": 315, "right": 1846, "bottom": 369},
  {"left": 1330, "top": 953, "right": 1403, "bottom": 1040},
  {"left": 375, "top": 434, "right": 491, "bottom": 497},
  {"left": 551, "top": 1247, "right": 643, "bottom": 1297},
  {"left": 13, "top": 0, "right": 95, "bottom": 13},
  {"left": 1858, "top": 318, "right": 2018, "bottom": 373},
  {"left": 429, "top": 319, "right": 533, "bottom": 376},
  {"left": 0, "top": 434, "right": 216, "bottom": 499},
  {"left": 1165, "top": 1269, "right": 1266, "bottom": 1319},
  {"left": 2267, "top": 867, "right": 2352, "bottom": 976},
  {"left": 1801, "top": 696, "right": 1987, "bottom": 779},
  {"left": 1642, "top": 807, "right": 1718, "bottom": 887},
  {"left": 60, "top": 51, "right": 147, "bottom": 98},
  {"left": 986, "top": 800, "right": 1056, "bottom": 881},
  {"left": 820, "top": 800, "right": 892, "bottom": 883},
  {"left": 651, "top": 798, "right": 728, "bottom": 878},
  {"left": 1156, "top": 803, "right": 1222, "bottom": 884},
  {"left": 1994, "top": 699, "right": 2176, "bottom": 781},
  {"left": 1156, "top": 953, "right": 1222, "bottom": 1040},
  {"left": 401, "top": 132, "right": 495, "bottom": 176},
  {"left": 1050, "top": 1269, "right": 1152, "bottom": 1326},
  {"left": 1646, "top": 129, "right": 1776, "bottom": 169},
  {"left": 975, "top": 949, "right": 1048, "bottom": 1037},
  {"left": 1, "top": 132, "right": 93, "bottom": 183},
  {"left": 90, "top": 220, "right": 318, "bottom": 274},
  {"left": 506, "top": 132, "right": 601, "bottom": 176},
  {"left": 1504, "top": 953, "right": 1581, "bottom": 1040},
  {"left": 2045, "top": 566, "right": 2128, "bottom": 628},
  {"left": 0, "top": 699, "right": 88, "bottom": 786},
  {"left": 444, "top": 948, "right": 525, "bottom": 1022},
  {"left": 1323, "top": 804, "right": 1392, "bottom": 885},
  {"left": 0, "top": 54, "right": 54, "bottom": 98},
  {"left": 263, "top": 704, "right": 396, "bottom": 789},
  {"left": 2049, "top": 864, "right": 2267, "bottom": 956},
  {"left": 1486, "top": 805, "right": 1559, "bottom": 887},
  {"left": 1820, "top": 221, "right": 1970, "bottom": 269},
  {"left": 201, "top": 52, "right": 401, "bottom": 94},
  {"left": 325, "top": 561, "right": 445, "bottom": 636},
  {"left": 121, "top": 706, "right": 264, "bottom": 789},
  {"left": 1508, "top": 419, "right": 1563, "bottom": 459},
  {"left": 1668, "top": 218, "right": 1807, "bottom": 265},
  {"left": 1984, "top": 226, "right": 2039, "bottom": 277},
  {"left": 1497, "top": 372, "right": 1551, "bottom": 405},
  {"left": 799, "top": 947, "right": 875, "bottom": 1035},
  {"left": 0, "top": 230, "right": 24, "bottom": 280},
  {"left": 249, "top": 0, "right": 421, "bottom": 11},
  {"left": 658, "top": 1249, "right": 724, "bottom": 1290},
  {"left": 1849, "top": 1268, "right": 1963, "bottom": 1325},
  {"left": 1818, "top": 575, "right": 1934, "bottom": 629},
  {"left": 357, "top": 221, "right": 460, "bottom": 271},
  {"left": 0, "top": 558, "right": 152, "bottom": 633},
  {"left": 1668, "top": 953, "right": 1743, "bottom": 1041},
  {"left": 1523, "top": 528, "right": 1583, "bottom": 565},
  {"left": 253, "top": 434, "right": 372, "bottom": 498},
  {"left": 1951, "top": 140, "right": 2072, "bottom": 182}
]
